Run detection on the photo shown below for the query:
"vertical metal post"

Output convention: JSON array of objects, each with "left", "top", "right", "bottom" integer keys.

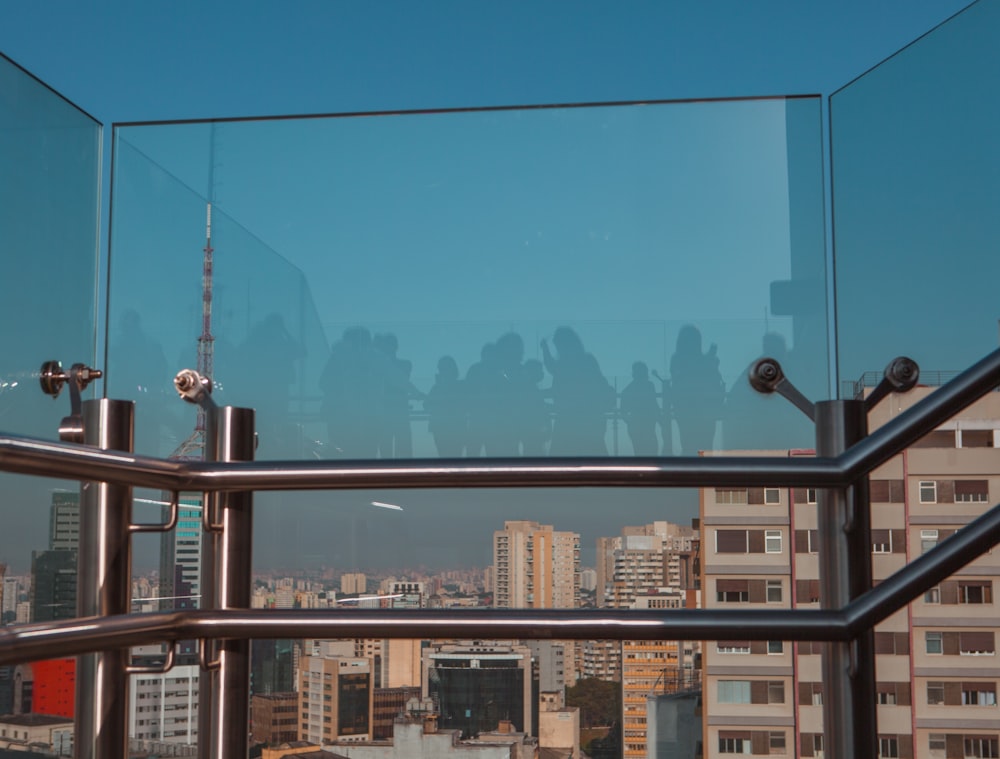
[
  {"left": 815, "top": 400, "right": 877, "bottom": 759},
  {"left": 76, "top": 399, "right": 135, "bottom": 759},
  {"left": 199, "top": 406, "right": 255, "bottom": 759}
]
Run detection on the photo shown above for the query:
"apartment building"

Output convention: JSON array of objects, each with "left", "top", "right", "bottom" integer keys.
[
  {"left": 298, "top": 654, "right": 374, "bottom": 744},
  {"left": 493, "top": 521, "right": 580, "bottom": 610},
  {"left": 701, "top": 387, "right": 1000, "bottom": 758}
]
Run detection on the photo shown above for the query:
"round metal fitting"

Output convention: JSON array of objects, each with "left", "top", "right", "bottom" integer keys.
[
  {"left": 749, "top": 358, "right": 785, "bottom": 394},
  {"left": 39, "top": 360, "right": 66, "bottom": 397},
  {"left": 883, "top": 356, "right": 920, "bottom": 392}
]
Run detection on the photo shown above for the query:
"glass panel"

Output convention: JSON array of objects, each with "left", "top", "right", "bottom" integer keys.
[
  {"left": 831, "top": 0, "right": 1000, "bottom": 389},
  {"left": 0, "top": 54, "right": 100, "bottom": 615},
  {"left": 110, "top": 96, "right": 827, "bottom": 461}
]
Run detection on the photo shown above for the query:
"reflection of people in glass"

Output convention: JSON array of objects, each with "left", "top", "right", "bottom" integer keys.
[
  {"left": 541, "top": 326, "right": 613, "bottom": 456},
  {"left": 518, "top": 358, "right": 551, "bottom": 456},
  {"left": 234, "top": 313, "right": 305, "bottom": 456},
  {"left": 621, "top": 361, "right": 660, "bottom": 456},
  {"left": 669, "top": 324, "right": 725, "bottom": 455},
  {"left": 464, "top": 343, "right": 497, "bottom": 457},
  {"left": 425, "top": 356, "right": 466, "bottom": 457},
  {"left": 320, "top": 327, "right": 381, "bottom": 458},
  {"left": 374, "top": 333, "right": 418, "bottom": 458}
]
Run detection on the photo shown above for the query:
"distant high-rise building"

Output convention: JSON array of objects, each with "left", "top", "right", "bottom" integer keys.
[
  {"left": 158, "top": 496, "right": 203, "bottom": 611},
  {"left": 29, "top": 550, "right": 76, "bottom": 623},
  {"left": 48, "top": 490, "right": 79, "bottom": 551},
  {"left": 341, "top": 572, "right": 367, "bottom": 595},
  {"left": 493, "top": 520, "right": 580, "bottom": 610},
  {"left": 381, "top": 639, "right": 424, "bottom": 689}
]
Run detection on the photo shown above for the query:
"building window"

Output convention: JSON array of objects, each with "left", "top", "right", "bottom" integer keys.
[
  {"left": 768, "top": 681, "right": 785, "bottom": 704},
  {"left": 879, "top": 736, "right": 899, "bottom": 758},
  {"left": 769, "top": 731, "right": 786, "bottom": 754},
  {"left": 919, "top": 481, "right": 937, "bottom": 503},
  {"left": 717, "top": 680, "right": 751, "bottom": 704},
  {"left": 960, "top": 581, "right": 992, "bottom": 604},
  {"left": 963, "top": 684, "right": 998, "bottom": 706},
  {"left": 806, "top": 488, "right": 817, "bottom": 504},
  {"left": 927, "top": 682, "right": 945, "bottom": 705},
  {"left": 929, "top": 734, "right": 946, "bottom": 758},
  {"left": 926, "top": 632, "right": 943, "bottom": 654},
  {"left": 955, "top": 480, "right": 989, "bottom": 502},
  {"left": 765, "top": 530, "right": 782, "bottom": 554},
  {"left": 767, "top": 640, "right": 784, "bottom": 655},
  {"left": 766, "top": 580, "right": 783, "bottom": 603},
  {"left": 922, "top": 529, "right": 940, "bottom": 554},
  {"left": 716, "top": 488, "right": 748, "bottom": 505},
  {"left": 925, "top": 586, "right": 941, "bottom": 604},
  {"left": 764, "top": 488, "right": 781, "bottom": 504},
  {"left": 718, "top": 736, "right": 750, "bottom": 753},
  {"left": 964, "top": 737, "right": 999, "bottom": 757},
  {"left": 717, "top": 641, "right": 751, "bottom": 654}
]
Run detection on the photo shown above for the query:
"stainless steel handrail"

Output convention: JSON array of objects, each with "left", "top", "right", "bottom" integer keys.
[
  {"left": 2, "top": 498, "right": 997, "bottom": 667},
  {"left": 3, "top": 347, "right": 998, "bottom": 492}
]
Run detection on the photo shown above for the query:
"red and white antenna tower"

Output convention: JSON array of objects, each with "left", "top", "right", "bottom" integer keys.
[{"left": 172, "top": 124, "right": 218, "bottom": 460}]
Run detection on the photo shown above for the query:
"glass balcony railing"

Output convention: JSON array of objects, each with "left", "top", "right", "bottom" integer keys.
[{"left": 1, "top": 1, "right": 999, "bottom": 758}]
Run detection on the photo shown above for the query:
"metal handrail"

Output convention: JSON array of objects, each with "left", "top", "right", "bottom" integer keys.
[
  {"left": 2, "top": 498, "right": 998, "bottom": 667},
  {"left": 3, "top": 347, "right": 999, "bottom": 492}
]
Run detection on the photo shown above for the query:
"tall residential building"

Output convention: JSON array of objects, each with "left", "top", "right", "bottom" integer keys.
[
  {"left": 29, "top": 550, "right": 76, "bottom": 623},
  {"left": 700, "top": 385, "right": 1000, "bottom": 759},
  {"left": 128, "top": 663, "right": 200, "bottom": 746},
  {"left": 341, "top": 572, "right": 367, "bottom": 595},
  {"left": 493, "top": 520, "right": 580, "bottom": 609},
  {"left": 250, "top": 691, "right": 298, "bottom": 745},
  {"left": 595, "top": 520, "right": 699, "bottom": 759},
  {"left": 298, "top": 654, "right": 373, "bottom": 744}
]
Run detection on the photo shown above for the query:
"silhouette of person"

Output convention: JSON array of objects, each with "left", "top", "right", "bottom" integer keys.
[
  {"left": 464, "top": 342, "right": 499, "bottom": 457},
  {"left": 233, "top": 313, "right": 305, "bottom": 457},
  {"left": 424, "top": 356, "right": 467, "bottom": 457},
  {"left": 373, "top": 333, "right": 418, "bottom": 458},
  {"left": 669, "top": 324, "right": 725, "bottom": 455},
  {"left": 541, "top": 326, "right": 613, "bottom": 456},
  {"left": 518, "top": 358, "right": 551, "bottom": 456},
  {"left": 621, "top": 361, "right": 661, "bottom": 456},
  {"left": 319, "top": 326, "right": 381, "bottom": 458}
]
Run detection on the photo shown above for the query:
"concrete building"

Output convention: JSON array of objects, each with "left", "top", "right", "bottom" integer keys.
[
  {"left": 158, "top": 496, "right": 204, "bottom": 611},
  {"left": 538, "top": 690, "right": 580, "bottom": 759},
  {"left": 493, "top": 521, "right": 580, "bottom": 610},
  {"left": 128, "top": 663, "right": 200, "bottom": 746},
  {"left": 341, "top": 573, "right": 367, "bottom": 595},
  {"left": 371, "top": 686, "right": 420, "bottom": 740},
  {"left": 298, "top": 655, "right": 374, "bottom": 744},
  {"left": 252, "top": 691, "right": 299, "bottom": 746},
  {"left": 700, "top": 385, "right": 1000, "bottom": 759},
  {"left": 380, "top": 638, "right": 423, "bottom": 689},
  {"left": 594, "top": 520, "right": 699, "bottom": 759},
  {"left": 0, "top": 713, "right": 73, "bottom": 755},
  {"left": 48, "top": 490, "right": 79, "bottom": 552}
]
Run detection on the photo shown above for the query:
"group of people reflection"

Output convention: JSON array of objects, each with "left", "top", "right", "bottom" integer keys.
[{"left": 320, "top": 324, "right": 728, "bottom": 459}]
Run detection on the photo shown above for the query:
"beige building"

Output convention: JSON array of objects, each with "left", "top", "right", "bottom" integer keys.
[
  {"left": 595, "top": 520, "right": 699, "bottom": 759},
  {"left": 341, "top": 572, "right": 367, "bottom": 595},
  {"left": 380, "top": 638, "right": 423, "bottom": 689},
  {"left": 701, "top": 386, "right": 1000, "bottom": 758},
  {"left": 493, "top": 520, "right": 580, "bottom": 609},
  {"left": 298, "top": 654, "right": 374, "bottom": 744}
]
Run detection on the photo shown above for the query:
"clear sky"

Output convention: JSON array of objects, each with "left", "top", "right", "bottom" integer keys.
[{"left": 1, "top": 1, "right": 989, "bottom": 572}]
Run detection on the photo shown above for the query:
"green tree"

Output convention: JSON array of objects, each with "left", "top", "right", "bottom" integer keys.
[{"left": 566, "top": 677, "right": 621, "bottom": 728}]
